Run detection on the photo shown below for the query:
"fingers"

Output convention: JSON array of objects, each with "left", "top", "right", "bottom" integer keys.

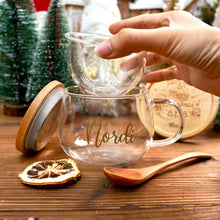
[
  {"left": 145, "top": 65, "right": 179, "bottom": 83},
  {"left": 122, "top": 51, "right": 173, "bottom": 66},
  {"left": 109, "top": 13, "right": 171, "bottom": 34},
  {"left": 120, "top": 52, "right": 146, "bottom": 74},
  {"left": 119, "top": 52, "right": 172, "bottom": 79},
  {"left": 146, "top": 52, "right": 172, "bottom": 66},
  {"left": 109, "top": 11, "right": 205, "bottom": 34}
]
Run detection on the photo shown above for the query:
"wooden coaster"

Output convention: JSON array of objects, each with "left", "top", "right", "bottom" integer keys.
[
  {"left": 148, "top": 79, "right": 219, "bottom": 139},
  {"left": 16, "top": 81, "right": 65, "bottom": 153}
]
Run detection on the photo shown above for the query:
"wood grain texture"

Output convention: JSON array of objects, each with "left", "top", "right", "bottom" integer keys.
[{"left": 0, "top": 103, "right": 220, "bottom": 220}]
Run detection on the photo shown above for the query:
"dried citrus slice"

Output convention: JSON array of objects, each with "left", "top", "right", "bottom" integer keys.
[{"left": 18, "top": 158, "right": 80, "bottom": 186}]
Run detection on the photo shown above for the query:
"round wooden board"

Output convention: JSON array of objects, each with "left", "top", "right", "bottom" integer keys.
[
  {"left": 16, "top": 81, "right": 65, "bottom": 153},
  {"left": 148, "top": 79, "right": 219, "bottom": 139}
]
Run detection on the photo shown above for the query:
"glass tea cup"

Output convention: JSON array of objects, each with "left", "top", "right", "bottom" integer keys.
[
  {"left": 65, "top": 32, "right": 146, "bottom": 97},
  {"left": 58, "top": 85, "right": 184, "bottom": 167}
]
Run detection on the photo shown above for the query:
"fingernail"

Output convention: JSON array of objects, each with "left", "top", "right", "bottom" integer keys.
[{"left": 95, "top": 41, "right": 112, "bottom": 57}]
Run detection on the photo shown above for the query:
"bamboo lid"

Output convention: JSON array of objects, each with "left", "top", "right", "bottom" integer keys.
[
  {"left": 148, "top": 79, "right": 219, "bottom": 139},
  {"left": 16, "top": 81, "right": 65, "bottom": 153}
]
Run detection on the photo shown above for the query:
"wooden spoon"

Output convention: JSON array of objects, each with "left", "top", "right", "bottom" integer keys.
[{"left": 103, "top": 152, "right": 212, "bottom": 187}]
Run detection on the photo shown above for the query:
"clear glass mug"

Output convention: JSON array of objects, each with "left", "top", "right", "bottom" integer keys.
[{"left": 58, "top": 85, "right": 184, "bottom": 167}]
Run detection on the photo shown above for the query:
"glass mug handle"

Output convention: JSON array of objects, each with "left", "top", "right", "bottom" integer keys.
[{"left": 150, "top": 98, "right": 184, "bottom": 147}]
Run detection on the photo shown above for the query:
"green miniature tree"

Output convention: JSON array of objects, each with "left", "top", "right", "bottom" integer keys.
[
  {"left": 201, "top": 0, "right": 220, "bottom": 25},
  {"left": 0, "top": 0, "right": 37, "bottom": 106},
  {"left": 26, "top": 0, "right": 74, "bottom": 102}
]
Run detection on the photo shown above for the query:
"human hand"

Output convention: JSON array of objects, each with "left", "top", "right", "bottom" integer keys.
[{"left": 95, "top": 11, "right": 220, "bottom": 96}]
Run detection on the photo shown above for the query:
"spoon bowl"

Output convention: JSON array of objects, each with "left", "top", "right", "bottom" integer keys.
[{"left": 103, "top": 152, "right": 212, "bottom": 187}]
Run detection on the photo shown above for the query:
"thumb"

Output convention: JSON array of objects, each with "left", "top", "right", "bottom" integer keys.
[{"left": 95, "top": 27, "right": 182, "bottom": 60}]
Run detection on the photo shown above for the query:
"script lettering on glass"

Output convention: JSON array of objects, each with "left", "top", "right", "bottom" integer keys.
[{"left": 86, "top": 117, "right": 135, "bottom": 148}]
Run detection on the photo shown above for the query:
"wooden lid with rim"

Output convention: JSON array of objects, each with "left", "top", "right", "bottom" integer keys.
[
  {"left": 16, "top": 81, "right": 65, "bottom": 153},
  {"left": 148, "top": 79, "right": 219, "bottom": 139}
]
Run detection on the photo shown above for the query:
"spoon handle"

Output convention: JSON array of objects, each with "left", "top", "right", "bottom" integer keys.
[{"left": 145, "top": 152, "right": 212, "bottom": 175}]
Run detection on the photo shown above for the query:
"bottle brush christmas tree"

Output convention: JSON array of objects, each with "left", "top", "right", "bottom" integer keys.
[
  {"left": 201, "top": 0, "right": 220, "bottom": 25},
  {"left": 0, "top": 0, "right": 37, "bottom": 108},
  {"left": 26, "top": 0, "right": 75, "bottom": 102}
]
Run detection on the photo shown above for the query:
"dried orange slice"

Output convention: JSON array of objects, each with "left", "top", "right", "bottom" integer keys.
[{"left": 18, "top": 158, "right": 80, "bottom": 186}]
